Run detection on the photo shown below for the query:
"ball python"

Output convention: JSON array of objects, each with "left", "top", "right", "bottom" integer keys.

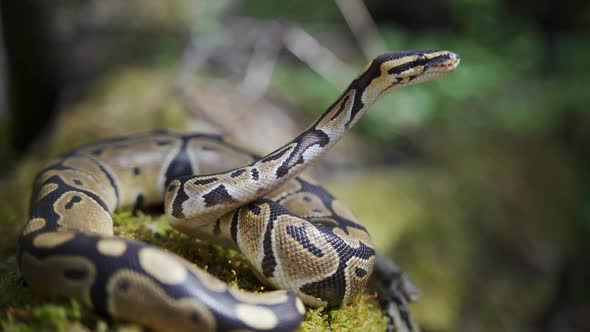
[{"left": 18, "top": 50, "right": 459, "bottom": 332}]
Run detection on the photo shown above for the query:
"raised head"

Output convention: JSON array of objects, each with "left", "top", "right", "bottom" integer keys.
[{"left": 355, "top": 50, "right": 460, "bottom": 103}]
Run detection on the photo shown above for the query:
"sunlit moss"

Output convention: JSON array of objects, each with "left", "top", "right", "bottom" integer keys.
[{"left": 301, "top": 296, "right": 389, "bottom": 332}]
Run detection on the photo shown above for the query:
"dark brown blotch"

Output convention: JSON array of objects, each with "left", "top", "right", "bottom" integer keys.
[
  {"left": 275, "top": 130, "right": 329, "bottom": 178},
  {"left": 193, "top": 177, "right": 219, "bottom": 186},
  {"left": 261, "top": 220, "right": 276, "bottom": 278},
  {"left": 171, "top": 184, "right": 189, "bottom": 218},
  {"left": 65, "top": 195, "right": 83, "bottom": 209},
  {"left": 355, "top": 267, "right": 368, "bottom": 278},
  {"left": 230, "top": 169, "right": 246, "bottom": 178},
  {"left": 203, "top": 184, "right": 237, "bottom": 207},
  {"left": 167, "top": 182, "right": 178, "bottom": 192},
  {"left": 247, "top": 203, "right": 262, "bottom": 215},
  {"left": 250, "top": 168, "right": 259, "bottom": 181}
]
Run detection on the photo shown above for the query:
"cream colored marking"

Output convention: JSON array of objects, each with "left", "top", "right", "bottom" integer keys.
[
  {"left": 235, "top": 304, "right": 278, "bottom": 330},
  {"left": 346, "top": 226, "right": 373, "bottom": 246},
  {"left": 74, "top": 134, "right": 184, "bottom": 208},
  {"left": 360, "top": 64, "right": 391, "bottom": 105},
  {"left": 107, "top": 270, "right": 216, "bottom": 332},
  {"left": 138, "top": 247, "right": 188, "bottom": 285},
  {"left": 97, "top": 239, "right": 127, "bottom": 256},
  {"left": 33, "top": 231, "right": 75, "bottom": 248},
  {"left": 279, "top": 192, "right": 330, "bottom": 218},
  {"left": 20, "top": 253, "right": 96, "bottom": 307},
  {"left": 35, "top": 183, "right": 59, "bottom": 201},
  {"left": 54, "top": 191, "right": 114, "bottom": 235},
  {"left": 236, "top": 204, "right": 271, "bottom": 269},
  {"left": 379, "top": 56, "right": 420, "bottom": 76},
  {"left": 295, "top": 297, "right": 306, "bottom": 315},
  {"left": 188, "top": 264, "right": 228, "bottom": 292},
  {"left": 228, "top": 288, "right": 289, "bottom": 305},
  {"left": 315, "top": 90, "right": 355, "bottom": 134},
  {"left": 92, "top": 140, "right": 176, "bottom": 207},
  {"left": 425, "top": 50, "right": 449, "bottom": 60},
  {"left": 22, "top": 218, "right": 47, "bottom": 236},
  {"left": 331, "top": 200, "right": 358, "bottom": 221},
  {"left": 60, "top": 158, "right": 118, "bottom": 210},
  {"left": 341, "top": 255, "right": 375, "bottom": 304}
]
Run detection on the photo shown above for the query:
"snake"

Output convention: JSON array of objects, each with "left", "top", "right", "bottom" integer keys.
[{"left": 17, "top": 50, "right": 459, "bottom": 332}]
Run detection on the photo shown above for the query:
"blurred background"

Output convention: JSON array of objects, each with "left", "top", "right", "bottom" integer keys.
[{"left": 0, "top": 0, "right": 589, "bottom": 331}]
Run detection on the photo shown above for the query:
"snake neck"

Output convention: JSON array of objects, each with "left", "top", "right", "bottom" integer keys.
[{"left": 165, "top": 79, "right": 379, "bottom": 233}]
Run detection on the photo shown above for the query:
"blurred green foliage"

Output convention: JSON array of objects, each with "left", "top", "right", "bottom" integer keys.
[{"left": 272, "top": 14, "right": 590, "bottom": 140}]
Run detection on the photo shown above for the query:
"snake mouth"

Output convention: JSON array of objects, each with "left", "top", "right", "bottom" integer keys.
[
  {"left": 426, "top": 51, "right": 460, "bottom": 72},
  {"left": 412, "top": 51, "right": 459, "bottom": 83}
]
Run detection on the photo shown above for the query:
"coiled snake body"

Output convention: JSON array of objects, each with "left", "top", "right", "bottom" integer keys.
[{"left": 18, "top": 50, "right": 459, "bottom": 331}]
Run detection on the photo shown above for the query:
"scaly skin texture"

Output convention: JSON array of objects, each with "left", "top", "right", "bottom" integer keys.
[{"left": 18, "top": 50, "right": 459, "bottom": 332}]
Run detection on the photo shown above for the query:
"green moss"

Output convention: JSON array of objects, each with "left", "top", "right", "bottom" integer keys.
[
  {"left": 0, "top": 260, "right": 32, "bottom": 308},
  {"left": 0, "top": 269, "right": 96, "bottom": 332},
  {"left": 301, "top": 297, "right": 389, "bottom": 332}
]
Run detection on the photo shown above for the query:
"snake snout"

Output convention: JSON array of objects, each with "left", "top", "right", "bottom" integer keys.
[{"left": 426, "top": 51, "right": 460, "bottom": 71}]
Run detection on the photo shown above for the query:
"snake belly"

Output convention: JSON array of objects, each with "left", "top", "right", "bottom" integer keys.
[{"left": 18, "top": 50, "right": 459, "bottom": 332}]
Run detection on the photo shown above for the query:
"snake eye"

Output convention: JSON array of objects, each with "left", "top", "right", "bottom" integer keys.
[{"left": 416, "top": 55, "right": 428, "bottom": 66}]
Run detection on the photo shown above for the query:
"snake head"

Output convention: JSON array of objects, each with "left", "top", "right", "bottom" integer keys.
[
  {"left": 379, "top": 50, "right": 460, "bottom": 85},
  {"left": 356, "top": 50, "right": 460, "bottom": 103}
]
